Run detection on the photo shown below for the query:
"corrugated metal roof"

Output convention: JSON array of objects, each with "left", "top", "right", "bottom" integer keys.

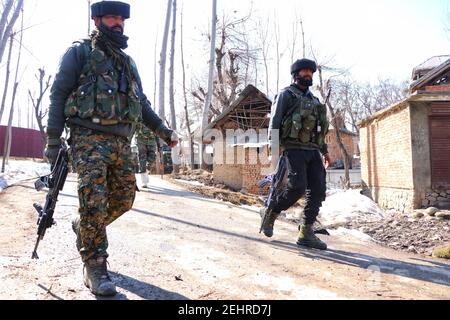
[{"left": 412, "top": 55, "right": 450, "bottom": 81}]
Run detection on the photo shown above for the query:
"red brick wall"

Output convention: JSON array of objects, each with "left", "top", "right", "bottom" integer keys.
[
  {"left": 213, "top": 144, "right": 271, "bottom": 195},
  {"left": 326, "top": 130, "right": 358, "bottom": 168},
  {"left": 425, "top": 84, "right": 450, "bottom": 92},
  {"left": 360, "top": 106, "right": 414, "bottom": 189}
]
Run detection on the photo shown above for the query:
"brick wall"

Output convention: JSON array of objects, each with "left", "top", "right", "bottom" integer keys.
[
  {"left": 326, "top": 130, "right": 358, "bottom": 168},
  {"left": 213, "top": 144, "right": 271, "bottom": 195},
  {"left": 360, "top": 105, "right": 414, "bottom": 212}
]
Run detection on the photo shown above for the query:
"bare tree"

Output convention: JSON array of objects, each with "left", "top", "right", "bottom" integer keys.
[
  {"left": 180, "top": 6, "right": 194, "bottom": 168},
  {"left": 315, "top": 60, "right": 352, "bottom": 189},
  {"left": 168, "top": 0, "right": 177, "bottom": 130},
  {"left": 200, "top": 0, "right": 217, "bottom": 168},
  {"left": 2, "top": 5, "right": 23, "bottom": 172},
  {"left": 194, "top": 9, "right": 258, "bottom": 115},
  {"left": 0, "top": 0, "right": 23, "bottom": 65},
  {"left": 158, "top": 0, "right": 173, "bottom": 120},
  {"left": 256, "top": 16, "right": 270, "bottom": 95},
  {"left": 29, "top": 68, "right": 52, "bottom": 148},
  {"left": 0, "top": 33, "right": 13, "bottom": 123},
  {"left": 153, "top": 31, "right": 158, "bottom": 105},
  {"left": 273, "top": 15, "right": 281, "bottom": 93}
]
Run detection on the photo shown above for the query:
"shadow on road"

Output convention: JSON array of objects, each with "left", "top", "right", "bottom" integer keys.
[
  {"left": 271, "top": 240, "right": 450, "bottom": 288},
  {"left": 96, "top": 272, "right": 190, "bottom": 300},
  {"left": 132, "top": 206, "right": 450, "bottom": 288}
]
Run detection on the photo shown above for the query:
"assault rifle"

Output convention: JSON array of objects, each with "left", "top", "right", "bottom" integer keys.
[
  {"left": 258, "top": 155, "right": 287, "bottom": 234},
  {"left": 31, "top": 147, "right": 69, "bottom": 259},
  {"left": 258, "top": 155, "right": 330, "bottom": 236}
]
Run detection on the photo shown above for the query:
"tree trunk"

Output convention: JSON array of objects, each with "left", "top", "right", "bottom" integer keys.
[
  {"left": 168, "top": 0, "right": 179, "bottom": 173},
  {"left": 158, "top": 0, "right": 173, "bottom": 120},
  {"left": 318, "top": 68, "right": 351, "bottom": 189},
  {"left": 274, "top": 18, "right": 280, "bottom": 93},
  {"left": 169, "top": 0, "right": 177, "bottom": 130},
  {"left": 0, "top": 1, "right": 14, "bottom": 45},
  {"left": 0, "top": 34, "right": 13, "bottom": 123},
  {"left": 2, "top": 82, "right": 17, "bottom": 172},
  {"left": 200, "top": 0, "right": 217, "bottom": 169},
  {"left": 0, "top": 0, "right": 23, "bottom": 64},
  {"left": 180, "top": 6, "right": 194, "bottom": 168}
]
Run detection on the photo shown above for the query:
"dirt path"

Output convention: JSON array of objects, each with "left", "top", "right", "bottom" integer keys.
[{"left": 0, "top": 175, "right": 449, "bottom": 300}]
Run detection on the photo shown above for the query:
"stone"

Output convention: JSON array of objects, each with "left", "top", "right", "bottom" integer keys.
[
  {"left": 413, "top": 211, "right": 424, "bottom": 219},
  {"left": 437, "top": 197, "right": 447, "bottom": 201},
  {"left": 422, "top": 200, "right": 430, "bottom": 207},
  {"left": 436, "top": 212, "right": 450, "bottom": 219},
  {"left": 446, "top": 190, "right": 450, "bottom": 195},
  {"left": 438, "top": 201, "right": 450, "bottom": 209},
  {"left": 407, "top": 246, "right": 417, "bottom": 253},
  {"left": 431, "top": 193, "right": 439, "bottom": 198},
  {"left": 428, "top": 197, "right": 437, "bottom": 202},
  {"left": 425, "top": 207, "right": 439, "bottom": 216},
  {"left": 430, "top": 200, "right": 438, "bottom": 206},
  {"left": 440, "top": 192, "right": 447, "bottom": 197}
]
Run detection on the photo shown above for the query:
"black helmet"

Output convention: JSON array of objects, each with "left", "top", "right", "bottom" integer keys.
[
  {"left": 91, "top": 1, "right": 130, "bottom": 19},
  {"left": 291, "top": 58, "right": 317, "bottom": 75}
]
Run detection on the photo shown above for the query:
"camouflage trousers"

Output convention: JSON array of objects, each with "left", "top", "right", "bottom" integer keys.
[
  {"left": 71, "top": 126, "right": 137, "bottom": 262},
  {"left": 137, "top": 142, "right": 157, "bottom": 174}
]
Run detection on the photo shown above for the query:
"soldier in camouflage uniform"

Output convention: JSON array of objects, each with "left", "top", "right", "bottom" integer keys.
[
  {"left": 44, "top": 1, "right": 178, "bottom": 296},
  {"left": 135, "top": 122, "right": 157, "bottom": 188},
  {"left": 261, "top": 58, "right": 331, "bottom": 250}
]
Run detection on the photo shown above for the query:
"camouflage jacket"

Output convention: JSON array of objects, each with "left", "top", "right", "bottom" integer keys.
[
  {"left": 47, "top": 39, "right": 171, "bottom": 142},
  {"left": 135, "top": 122, "right": 156, "bottom": 145}
]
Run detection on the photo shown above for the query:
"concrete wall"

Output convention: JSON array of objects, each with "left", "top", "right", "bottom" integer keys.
[
  {"left": 360, "top": 105, "right": 415, "bottom": 212},
  {"left": 409, "top": 102, "right": 432, "bottom": 208},
  {"left": 326, "top": 169, "right": 362, "bottom": 188}
]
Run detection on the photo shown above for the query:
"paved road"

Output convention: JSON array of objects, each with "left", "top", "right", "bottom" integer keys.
[{"left": 0, "top": 175, "right": 449, "bottom": 300}]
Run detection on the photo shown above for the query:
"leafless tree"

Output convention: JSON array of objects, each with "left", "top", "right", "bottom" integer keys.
[
  {"left": 0, "top": 33, "right": 13, "bottom": 123},
  {"left": 158, "top": 0, "right": 173, "bottom": 120},
  {"left": 200, "top": 0, "right": 217, "bottom": 168},
  {"left": 194, "top": 9, "right": 258, "bottom": 117},
  {"left": 313, "top": 54, "right": 352, "bottom": 189},
  {"left": 169, "top": 0, "right": 177, "bottom": 130},
  {"left": 256, "top": 16, "right": 270, "bottom": 96},
  {"left": 29, "top": 68, "right": 52, "bottom": 148},
  {"left": 2, "top": 6, "right": 23, "bottom": 172},
  {"left": 180, "top": 6, "right": 195, "bottom": 168},
  {"left": 273, "top": 15, "right": 281, "bottom": 93},
  {"left": 0, "top": 0, "right": 23, "bottom": 65}
]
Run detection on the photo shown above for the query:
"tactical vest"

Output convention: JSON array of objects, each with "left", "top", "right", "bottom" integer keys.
[
  {"left": 64, "top": 40, "right": 142, "bottom": 125},
  {"left": 281, "top": 88, "right": 329, "bottom": 147}
]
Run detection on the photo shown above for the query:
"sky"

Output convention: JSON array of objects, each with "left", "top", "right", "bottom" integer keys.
[{"left": 0, "top": 0, "right": 449, "bottom": 128}]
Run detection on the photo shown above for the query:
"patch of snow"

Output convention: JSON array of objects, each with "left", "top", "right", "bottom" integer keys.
[
  {"left": 328, "top": 227, "right": 374, "bottom": 242},
  {"left": 174, "top": 179, "right": 205, "bottom": 187},
  {"left": 319, "top": 189, "right": 385, "bottom": 227},
  {"left": 0, "top": 160, "right": 51, "bottom": 192}
]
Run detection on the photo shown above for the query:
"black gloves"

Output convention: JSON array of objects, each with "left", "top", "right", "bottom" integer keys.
[{"left": 45, "top": 138, "right": 61, "bottom": 164}]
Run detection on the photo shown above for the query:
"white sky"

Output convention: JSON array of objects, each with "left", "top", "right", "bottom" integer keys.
[{"left": 1, "top": 0, "right": 449, "bottom": 128}]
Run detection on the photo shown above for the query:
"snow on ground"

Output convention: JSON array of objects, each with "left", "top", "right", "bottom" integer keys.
[
  {"left": 0, "top": 160, "right": 51, "bottom": 193},
  {"left": 328, "top": 227, "right": 375, "bottom": 242},
  {"left": 318, "top": 189, "right": 386, "bottom": 227},
  {"left": 174, "top": 179, "right": 205, "bottom": 187}
]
